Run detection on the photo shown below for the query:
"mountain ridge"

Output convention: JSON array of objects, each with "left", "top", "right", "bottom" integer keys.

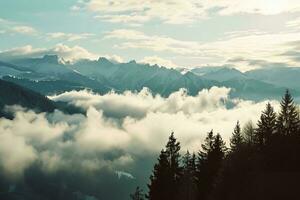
[{"left": 0, "top": 55, "right": 298, "bottom": 101}]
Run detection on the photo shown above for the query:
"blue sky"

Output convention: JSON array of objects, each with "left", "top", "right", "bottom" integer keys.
[{"left": 0, "top": 0, "right": 300, "bottom": 71}]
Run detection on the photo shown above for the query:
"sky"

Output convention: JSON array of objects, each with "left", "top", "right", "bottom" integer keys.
[{"left": 0, "top": 0, "right": 300, "bottom": 71}]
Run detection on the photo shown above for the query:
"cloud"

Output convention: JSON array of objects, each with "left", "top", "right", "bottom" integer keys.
[
  {"left": 74, "top": 0, "right": 300, "bottom": 25},
  {"left": 0, "top": 44, "right": 122, "bottom": 63},
  {"left": 47, "top": 32, "right": 95, "bottom": 42},
  {"left": 104, "top": 29, "right": 202, "bottom": 55},
  {"left": 0, "top": 44, "right": 97, "bottom": 62},
  {"left": 2, "top": 27, "right": 299, "bottom": 71},
  {"left": 78, "top": 0, "right": 206, "bottom": 25},
  {"left": 216, "top": 0, "right": 300, "bottom": 15},
  {"left": 104, "top": 28, "right": 300, "bottom": 71},
  {"left": 0, "top": 87, "right": 280, "bottom": 178},
  {"left": 94, "top": 14, "right": 151, "bottom": 27},
  {"left": 0, "top": 18, "right": 96, "bottom": 43},
  {"left": 286, "top": 17, "right": 300, "bottom": 30},
  {"left": 11, "top": 26, "right": 38, "bottom": 36},
  {"left": 48, "top": 87, "right": 278, "bottom": 160},
  {"left": 0, "top": 18, "right": 38, "bottom": 36},
  {"left": 280, "top": 40, "right": 300, "bottom": 63},
  {"left": 227, "top": 57, "right": 289, "bottom": 71},
  {"left": 0, "top": 128, "right": 37, "bottom": 178}
]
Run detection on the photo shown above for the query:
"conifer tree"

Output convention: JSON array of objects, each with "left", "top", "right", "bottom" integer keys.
[
  {"left": 211, "top": 133, "right": 227, "bottom": 168},
  {"left": 230, "top": 121, "right": 244, "bottom": 152},
  {"left": 242, "top": 120, "right": 255, "bottom": 145},
  {"left": 165, "top": 132, "right": 182, "bottom": 184},
  {"left": 198, "top": 130, "right": 214, "bottom": 164},
  {"left": 148, "top": 132, "right": 182, "bottom": 200},
  {"left": 277, "top": 90, "right": 300, "bottom": 136},
  {"left": 255, "top": 103, "right": 277, "bottom": 146},
  {"left": 148, "top": 150, "right": 169, "bottom": 200},
  {"left": 196, "top": 131, "right": 226, "bottom": 200},
  {"left": 180, "top": 151, "right": 197, "bottom": 200}
]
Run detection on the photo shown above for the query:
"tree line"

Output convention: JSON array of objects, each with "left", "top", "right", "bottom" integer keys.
[{"left": 131, "top": 90, "right": 300, "bottom": 200}]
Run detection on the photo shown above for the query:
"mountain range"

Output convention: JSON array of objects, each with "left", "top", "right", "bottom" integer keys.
[{"left": 0, "top": 55, "right": 299, "bottom": 101}]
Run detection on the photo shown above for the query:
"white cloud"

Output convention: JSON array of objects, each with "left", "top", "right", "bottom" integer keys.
[
  {"left": 104, "top": 29, "right": 201, "bottom": 55},
  {"left": 74, "top": 0, "right": 300, "bottom": 25},
  {"left": 47, "top": 32, "right": 95, "bottom": 42},
  {"left": 0, "top": 130, "right": 37, "bottom": 178},
  {"left": 286, "top": 17, "right": 300, "bottom": 30},
  {"left": 0, "top": 18, "right": 38, "bottom": 36},
  {"left": 50, "top": 87, "right": 279, "bottom": 153},
  {"left": 11, "top": 26, "right": 38, "bottom": 35},
  {"left": 216, "top": 0, "right": 300, "bottom": 16},
  {"left": 0, "top": 87, "right": 280, "bottom": 178},
  {"left": 0, "top": 44, "right": 107, "bottom": 63},
  {"left": 0, "top": 44, "right": 97, "bottom": 62},
  {"left": 80, "top": 0, "right": 205, "bottom": 25},
  {"left": 105, "top": 28, "right": 300, "bottom": 71},
  {"left": 95, "top": 14, "right": 151, "bottom": 26},
  {"left": 0, "top": 18, "right": 96, "bottom": 43}
]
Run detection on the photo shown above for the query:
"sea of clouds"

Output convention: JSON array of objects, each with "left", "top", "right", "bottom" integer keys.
[{"left": 0, "top": 87, "right": 279, "bottom": 179}]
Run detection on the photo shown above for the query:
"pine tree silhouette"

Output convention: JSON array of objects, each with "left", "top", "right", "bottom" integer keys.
[
  {"left": 147, "top": 149, "right": 169, "bottom": 200},
  {"left": 148, "top": 132, "right": 182, "bottom": 200},
  {"left": 230, "top": 121, "right": 244, "bottom": 152},
  {"left": 165, "top": 132, "right": 182, "bottom": 187},
  {"left": 242, "top": 120, "right": 255, "bottom": 145},
  {"left": 179, "top": 151, "right": 197, "bottom": 200},
  {"left": 255, "top": 103, "right": 277, "bottom": 146},
  {"left": 277, "top": 90, "right": 300, "bottom": 136},
  {"left": 196, "top": 131, "right": 226, "bottom": 200},
  {"left": 147, "top": 91, "right": 300, "bottom": 200}
]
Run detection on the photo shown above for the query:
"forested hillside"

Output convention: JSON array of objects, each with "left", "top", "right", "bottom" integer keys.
[{"left": 132, "top": 90, "right": 300, "bottom": 200}]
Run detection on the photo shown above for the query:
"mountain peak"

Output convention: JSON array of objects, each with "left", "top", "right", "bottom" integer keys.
[
  {"left": 97, "top": 57, "right": 113, "bottom": 65},
  {"left": 128, "top": 60, "right": 137, "bottom": 64},
  {"left": 42, "top": 55, "right": 59, "bottom": 64}
]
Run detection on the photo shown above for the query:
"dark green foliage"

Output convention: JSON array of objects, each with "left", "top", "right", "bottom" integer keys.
[
  {"left": 255, "top": 103, "right": 277, "bottom": 147},
  {"left": 196, "top": 131, "right": 227, "bottom": 200},
  {"left": 165, "top": 132, "right": 182, "bottom": 184},
  {"left": 211, "top": 91, "right": 300, "bottom": 200},
  {"left": 276, "top": 90, "right": 300, "bottom": 136},
  {"left": 147, "top": 91, "right": 300, "bottom": 200},
  {"left": 147, "top": 150, "right": 172, "bottom": 200},
  {"left": 179, "top": 151, "right": 197, "bottom": 200},
  {"left": 148, "top": 133, "right": 182, "bottom": 200},
  {"left": 230, "top": 121, "right": 243, "bottom": 152},
  {"left": 242, "top": 120, "right": 255, "bottom": 145}
]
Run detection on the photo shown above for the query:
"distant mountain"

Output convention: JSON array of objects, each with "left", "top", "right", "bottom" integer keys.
[
  {"left": 70, "top": 59, "right": 218, "bottom": 96},
  {"left": 0, "top": 55, "right": 299, "bottom": 101},
  {"left": 0, "top": 55, "right": 110, "bottom": 94},
  {"left": 200, "top": 67, "right": 247, "bottom": 82},
  {"left": 221, "top": 78, "right": 293, "bottom": 101},
  {"left": 245, "top": 67, "right": 300, "bottom": 90},
  {"left": 0, "top": 79, "right": 83, "bottom": 118},
  {"left": 191, "top": 66, "right": 225, "bottom": 76},
  {"left": 190, "top": 66, "right": 297, "bottom": 100},
  {"left": 0, "top": 60, "right": 32, "bottom": 77}
]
